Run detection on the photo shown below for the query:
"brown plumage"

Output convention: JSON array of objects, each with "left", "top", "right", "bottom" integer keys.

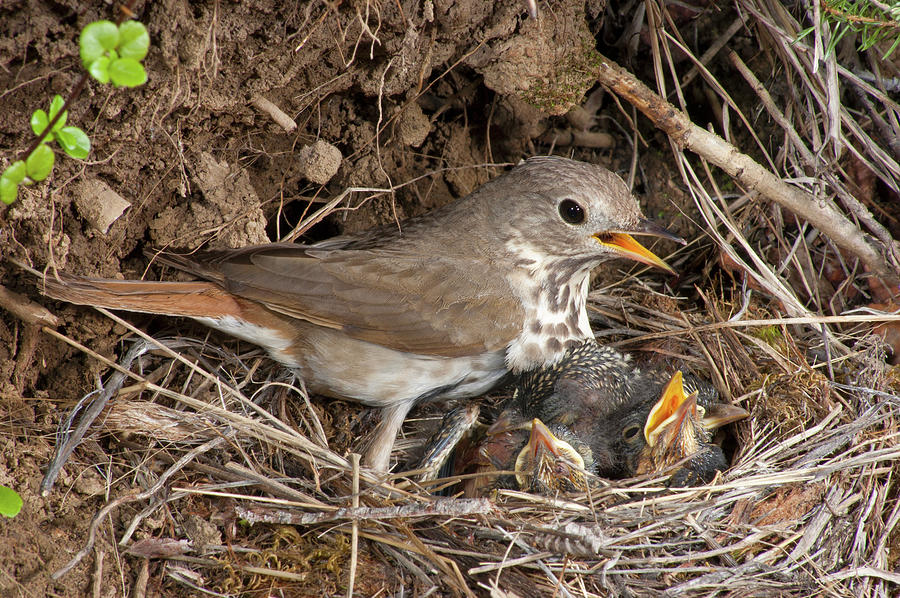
[{"left": 41, "top": 156, "right": 682, "bottom": 470}]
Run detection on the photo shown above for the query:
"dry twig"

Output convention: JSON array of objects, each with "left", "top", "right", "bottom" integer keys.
[{"left": 594, "top": 53, "right": 899, "bottom": 285}]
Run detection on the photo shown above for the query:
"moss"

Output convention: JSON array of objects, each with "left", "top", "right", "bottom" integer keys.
[
  {"left": 752, "top": 325, "right": 784, "bottom": 346},
  {"left": 520, "top": 41, "right": 603, "bottom": 115}
]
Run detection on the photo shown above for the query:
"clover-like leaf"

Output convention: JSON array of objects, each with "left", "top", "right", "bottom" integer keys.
[
  {"left": 0, "top": 179, "right": 17, "bottom": 205},
  {"left": 87, "top": 55, "right": 112, "bottom": 84},
  {"left": 1, "top": 160, "right": 27, "bottom": 203},
  {"left": 3, "top": 161, "right": 27, "bottom": 185},
  {"left": 0, "top": 485, "right": 23, "bottom": 518},
  {"left": 30, "top": 109, "right": 49, "bottom": 136},
  {"left": 118, "top": 21, "right": 150, "bottom": 61},
  {"left": 0, "top": 173, "right": 20, "bottom": 205},
  {"left": 31, "top": 96, "right": 68, "bottom": 137},
  {"left": 25, "top": 144, "right": 55, "bottom": 182},
  {"left": 48, "top": 94, "right": 67, "bottom": 131},
  {"left": 55, "top": 127, "right": 91, "bottom": 159},
  {"left": 80, "top": 20, "right": 119, "bottom": 67},
  {"left": 109, "top": 58, "right": 147, "bottom": 87}
]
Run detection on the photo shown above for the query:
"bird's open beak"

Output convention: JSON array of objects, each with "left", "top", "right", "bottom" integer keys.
[
  {"left": 525, "top": 418, "right": 565, "bottom": 458},
  {"left": 515, "top": 418, "right": 586, "bottom": 489},
  {"left": 644, "top": 371, "right": 698, "bottom": 447},
  {"left": 594, "top": 219, "right": 685, "bottom": 275}
]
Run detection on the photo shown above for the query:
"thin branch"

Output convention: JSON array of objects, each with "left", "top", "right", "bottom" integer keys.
[{"left": 594, "top": 53, "right": 900, "bottom": 285}]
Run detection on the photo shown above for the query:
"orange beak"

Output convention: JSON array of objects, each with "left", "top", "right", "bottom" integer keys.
[
  {"left": 595, "top": 218, "right": 684, "bottom": 275},
  {"left": 514, "top": 419, "right": 586, "bottom": 490},
  {"left": 644, "top": 371, "right": 698, "bottom": 447},
  {"left": 526, "top": 418, "right": 563, "bottom": 458},
  {"left": 594, "top": 232, "right": 675, "bottom": 274}
]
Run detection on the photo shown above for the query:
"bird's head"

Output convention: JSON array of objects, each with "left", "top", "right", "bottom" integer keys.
[
  {"left": 514, "top": 418, "right": 593, "bottom": 493},
  {"left": 490, "top": 156, "right": 685, "bottom": 273},
  {"left": 636, "top": 370, "right": 711, "bottom": 477},
  {"left": 617, "top": 370, "right": 748, "bottom": 481}
]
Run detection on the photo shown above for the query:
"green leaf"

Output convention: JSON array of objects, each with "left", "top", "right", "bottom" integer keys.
[
  {"left": 48, "top": 94, "right": 67, "bottom": 131},
  {"left": 118, "top": 21, "right": 150, "bottom": 61},
  {"left": 0, "top": 174, "right": 19, "bottom": 205},
  {"left": 883, "top": 35, "right": 900, "bottom": 60},
  {"left": 0, "top": 485, "right": 22, "bottom": 518},
  {"left": 30, "top": 109, "right": 49, "bottom": 136},
  {"left": 3, "top": 161, "right": 27, "bottom": 184},
  {"left": 0, "top": 161, "right": 26, "bottom": 204},
  {"left": 25, "top": 144, "right": 55, "bottom": 182},
  {"left": 80, "top": 20, "right": 119, "bottom": 67},
  {"left": 87, "top": 56, "right": 112, "bottom": 84},
  {"left": 794, "top": 26, "right": 815, "bottom": 44},
  {"left": 55, "top": 127, "right": 91, "bottom": 159},
  {"left": 109, "top": 58, "right": 147, "bottom": 87}
]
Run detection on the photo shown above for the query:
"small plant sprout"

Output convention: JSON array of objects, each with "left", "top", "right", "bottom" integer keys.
[
  {"left": 1, "top": 18, "right": 149, "bottom": 205},
  {"left": 31, "top": 95, "right": 91, "bottom": 159},
  {"left": 0, "top": 95, "right": 90, "bottom": 205},
  {"left": 80, "top": 20, "right": 149, "bottom": 87},
  {"left": 797, "top": 1, "right": 900, "bottom": 59}
]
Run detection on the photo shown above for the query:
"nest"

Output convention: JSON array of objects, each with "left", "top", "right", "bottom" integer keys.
[
  {"left": 34, "top": 1, "right": 900, "bottom": 596},
  {"left": 43, "top": 282, "right": 899, "bottom": 597}
]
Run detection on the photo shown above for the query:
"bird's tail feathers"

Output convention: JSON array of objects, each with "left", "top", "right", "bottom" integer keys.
[
  {"left": 41, "top": 274, "right": 243, "bottom": 320},
  {"left": 142, "top": 250, "right": 224, "bottom": 283}
]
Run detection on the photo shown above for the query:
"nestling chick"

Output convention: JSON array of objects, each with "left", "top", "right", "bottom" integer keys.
[
  {"left": 518, "top": 340, "right": 747, "bottom": 485},
  {"left": 420, "top": 408, "right": 592, "bottom": 496},
  {"left": 418, "top": 340, "right": 747, "bottom": 494}
]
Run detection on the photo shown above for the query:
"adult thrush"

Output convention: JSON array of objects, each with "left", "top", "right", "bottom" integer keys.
[{"left": 42, "top": 156, "right": 681, "bottom": 471}]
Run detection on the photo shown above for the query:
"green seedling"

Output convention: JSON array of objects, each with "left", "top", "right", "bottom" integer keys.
[
  {"left": 0, "top": 485, "right": 23, "bottom": 518},
  {"left": 1, "top": 95, "right": 90, "bottom": 204},
  {"left": 797, "top": 1, "right": 900, "bottom": 59},
  {"left": 1, "top": 18, "right": 148, "bottom": 205},
  {"left": 80, "top": 20, "right": 149, "bottom": 87},
  {"left": 754, "top": 325, "right": 784, "bottom": 346},
  {"left": 31, "top": 95, "right": 91, "bottom": 159}
]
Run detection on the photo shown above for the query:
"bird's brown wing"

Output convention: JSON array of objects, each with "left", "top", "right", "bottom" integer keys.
[{"left": 182, "top": 244, "right": 523, "bottom": 358}]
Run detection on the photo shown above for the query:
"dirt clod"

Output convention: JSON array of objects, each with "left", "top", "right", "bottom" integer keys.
[
  {"left": 396, "top": 102, "right": 432, "bottom": 147},
  {"left": 149, "top": 152, "right": 268, "bottom": 249},
  {"left": 73, "top": 178, "right": 131, "bottom": 234},
  {"left": 297, "top": 140, "right": 342, "bottom": 185}
]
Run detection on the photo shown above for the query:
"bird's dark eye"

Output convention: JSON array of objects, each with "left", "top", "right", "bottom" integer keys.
[
  {"left": 558, "top": 199, "right": 586, "bottom": 224},
  {"left": 623, "top": 425, "right": 640, "bottom": 442}
]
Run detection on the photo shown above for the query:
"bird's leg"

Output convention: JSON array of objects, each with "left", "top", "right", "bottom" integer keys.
[{"left": 364, "top": 399, "right": 417, "bottom": 471}]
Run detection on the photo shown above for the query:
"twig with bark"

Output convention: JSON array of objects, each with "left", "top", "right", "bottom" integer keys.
[{"left": 594, "top": 54, "right": 900, "bottom": 286}]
